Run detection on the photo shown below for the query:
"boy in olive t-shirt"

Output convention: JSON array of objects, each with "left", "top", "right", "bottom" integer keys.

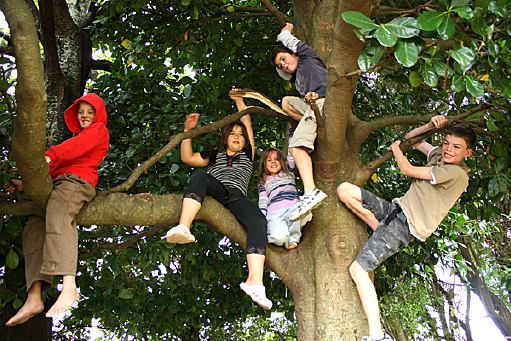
[{"left": 336, "top": 115, "right": 475, "bottom": 341}]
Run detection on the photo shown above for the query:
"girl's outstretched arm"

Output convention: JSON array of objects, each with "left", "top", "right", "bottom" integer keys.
[{"left": 181, "top": 113, "right": 209, "bottom": 167}]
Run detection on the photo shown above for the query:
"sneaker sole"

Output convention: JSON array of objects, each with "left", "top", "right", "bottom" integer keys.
[{"left": 289, "top": 196, "right": 326, "bottom": 222}]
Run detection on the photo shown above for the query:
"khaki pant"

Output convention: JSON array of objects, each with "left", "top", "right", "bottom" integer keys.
[
  {"left": 23, "top": 174, "right": 96, "bottom": 292},
  {"left": 287, "top": 97, "right": 325, "bottom": 151}
]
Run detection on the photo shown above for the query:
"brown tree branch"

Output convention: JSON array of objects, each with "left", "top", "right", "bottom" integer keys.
[
  {"left": 258, "top": 0, "right": 286, "bottom": 27},
  {"left": 1, "top": 0, "right": 52, "bottom": 209},
  {"left": 98, "top": 106, "right": 290, "bottom": 195}
]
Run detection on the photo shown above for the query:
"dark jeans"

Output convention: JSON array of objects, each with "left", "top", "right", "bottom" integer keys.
[{"left": 184, "top": 170, "right": 267, "bottom": 255}]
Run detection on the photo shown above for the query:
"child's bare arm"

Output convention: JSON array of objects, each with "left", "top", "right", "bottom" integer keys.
[
  {"left": 230, "top": 89, "right": 255, "bottom": 159},
  {"left": 181, "top": 113, "right": 209, "bottom": 167},
  {"left": 389, "top": 141, "right": 433, "bottom": 180},
  {"left": 406, "top": 115, "right": 448, "bottom": 155}
]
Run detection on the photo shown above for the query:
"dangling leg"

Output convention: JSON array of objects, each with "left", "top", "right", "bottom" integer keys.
[{"left": 5, "top": 281, "right": 44, "bottom": 326}]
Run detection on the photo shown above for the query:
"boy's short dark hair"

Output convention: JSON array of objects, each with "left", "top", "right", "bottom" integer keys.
[
  {"left": 270, "top": 46, "right": 294, "bottom": 66},
  {"left": 446, "top": 124, "right": 476, "bottom": 150}
]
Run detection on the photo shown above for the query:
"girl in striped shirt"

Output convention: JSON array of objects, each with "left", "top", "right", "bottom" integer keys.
[{"left": 258, "top": 128, "right": 313, "bottom": 249}]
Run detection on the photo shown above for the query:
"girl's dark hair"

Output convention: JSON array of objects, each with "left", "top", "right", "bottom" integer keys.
[
  {"left": 446, "top": 124, "right": 476, "bottom": 150},
  {"left": 258, "top": 148, "right": 290, "bottom": 184},
  {"left": 270, "top": 46, "right": 294, "bottom": 66},
  {"left": 219, "top": 121, "right": 249, "bottom": 153}
]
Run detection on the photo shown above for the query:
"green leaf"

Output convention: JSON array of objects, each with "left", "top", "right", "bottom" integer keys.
[
  {"left": 417, "top": 11, "right": 446, "bottom": 31},
  {"left": 375, "top": 25, "right": 398, "bottom": 47},
  {"left": 13, "top": 299, "right": 22, "bottom": 309},
  {"left": 488, "top": 0, "right": 508, "bottom": 17},
  {"left": 342, "top": 11, "right": 379, "bottom": 30},
  {"left": 449, "top": 47, "right": 475, "bottom": 68},
  {"left": 452, "top": 7, "right": 473, "bottom": 19},
  {"left": 6, "top": 249, "right": 19, "bottom": 269},
  {"left": 115, "top": 2, "right": 125, "bottom": 13},
  {"left": 466, "top": 76, "right": 484, "bottom": 97},
  {"left": 119, "top": 288, "right": 136, "bottom": 300},
  {"left": 358, "top": 50, "right": 372, "bottom": 72},
  {"left": 450, "top": 0, "right": 470, "bottom": 8},
  {"left": 0, "top": 79, "right": 10, "bottom": 91},
  {"left": 386, "top": 17, "right": 420, "bottom": 38},
  {"left": 409, "top": 71, "right": 423, "bottom": 87},
  {"left": 181, "top": 0, "right": 192, "bottom": 6},
  {"left": 421, "top": 63, "right": 439, "bottom": 87},
  {"left": 471, "top": 8, "right": 485, "bottom": 37},
  {"left": 370, "top": 47, "right": 384, "bottom": 65},
  {"left": 191, "top": 6, "right": 199, "bottom": 20},
  {"left": 488, "top": 174, "right": 511, "bottom": 196},
  {"left": 438, "top": 15, "right": 455, "bottom": 40},
  {"left": 395, "top": 40, "right": 419, "bottom": 67},
  {"left": 494, "top": 157, "right": 509, "bottom": 172},
  {"left": 451, "top": 74, "right": 465, "bottom": 92}
]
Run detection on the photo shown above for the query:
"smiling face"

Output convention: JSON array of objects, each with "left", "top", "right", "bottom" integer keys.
[
  {"left": 274, "top": 52, "right": 299, "bottom": 74},
  {"left": 441, "top": 134, "right": 472, "bottom": 165},
  {"left": 77, "top": 102, "right": 96, "bottom": 129},
  {"left": 265, "top": 151, "right": 283, "bottom": 177},
  {"left": 226, "top": 125, "right": 246, "bottom": 155}
]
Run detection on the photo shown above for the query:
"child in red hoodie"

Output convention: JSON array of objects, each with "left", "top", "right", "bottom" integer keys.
[{"left": 5, "top": 93, "right": 109, "bottom": 326}]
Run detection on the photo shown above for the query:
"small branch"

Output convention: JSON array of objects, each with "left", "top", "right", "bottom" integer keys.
[
  {"left": 98, "top": 106, "right": 287, "bottom": 195},
  {"left": 258, "top": 0, "right": 286, "bottom": 27}
]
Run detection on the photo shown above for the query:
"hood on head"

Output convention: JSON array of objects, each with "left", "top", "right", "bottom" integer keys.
[{"left": 64, "top": 93, "right": 107, "bottom": 133}]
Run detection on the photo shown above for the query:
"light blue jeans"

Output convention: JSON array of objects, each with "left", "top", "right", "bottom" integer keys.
[{"left": 266, "top": 203, "right": 302, "bottom": 246}]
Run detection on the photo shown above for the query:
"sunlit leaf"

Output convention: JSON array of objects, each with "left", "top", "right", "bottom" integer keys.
[
  {"left": 342, "top": 11, "right": 379, "bottom": 29},
  {"left": 375, "top": 25, "right": 398, "bottom": 47}
]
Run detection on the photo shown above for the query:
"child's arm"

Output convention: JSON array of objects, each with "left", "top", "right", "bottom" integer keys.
[
  {"left": 278, "top": 23, "right": 300, "bottom": 53},
  {"left": 181, "top": 113, "right": 210, "bottom": 167},
  {"left": 230, "top": 89, "right": 255, "bottom": 160},
  {"left": 406, "top": 115, "right": 448, "bottom": 155},
  {"left": 258, "top": 184, "right": 269, "bottom": 216},
  {"left": 389, "top": 141, "right": 433, "bottom": 180}
]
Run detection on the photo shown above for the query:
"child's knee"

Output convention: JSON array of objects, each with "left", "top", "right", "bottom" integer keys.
[
  {"left": 269, "top": 230, "right": 289, "bottom": 246},
  {"left": 349, "top": 260, "right": 366, "bottom": 281},
  {"left": 337, "top": 182, "right": 351, "bottom": 202}
]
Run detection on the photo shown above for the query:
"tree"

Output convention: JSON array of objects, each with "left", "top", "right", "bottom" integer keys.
[{"left": 0, "top": 0, "right": 510, "bottom": 340}]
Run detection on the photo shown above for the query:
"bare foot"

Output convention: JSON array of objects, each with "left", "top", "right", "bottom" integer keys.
[
  {"left": 45, "top": 286, "right": 79, "bottom": 318},
  {"left": 5, "top": 297, "right": 44, "bottom": 326}
]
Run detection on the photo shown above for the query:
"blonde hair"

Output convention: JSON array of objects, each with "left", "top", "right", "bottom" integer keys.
[{"left": 258, "top": 148, "right": 290, "bottom": 184}]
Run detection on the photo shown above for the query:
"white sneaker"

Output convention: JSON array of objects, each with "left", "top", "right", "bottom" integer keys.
[
  {"left": 361, "top": 334, "right": 393, "bottom": 341},
  {"left": 289, "top": 188, "right": 327, "bottom": 222}
]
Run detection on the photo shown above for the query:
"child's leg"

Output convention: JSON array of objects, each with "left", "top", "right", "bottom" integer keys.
[
  {"left": 337, "top": 182, "right": 379, "bottom": 231},
  {"left": 289, "top": 146, "right": 316, "bottom": 193},
  {"left": 282, "top": 96, "right": 304, "bottom": 121},
  {"left": 5, "top": 280, "right": 44, "bottom": 326},
  {"left": 46, "top": 275, "right": 78, "bottom": 317},
  {"left": 349, "top": 261, "right": 385, "bottom": 338},
  {"left": 167, "top": 170, "right": 228, "bottom": 243},
  {"left": 266, "top": 210, "right": 290, "bottom": 246}
]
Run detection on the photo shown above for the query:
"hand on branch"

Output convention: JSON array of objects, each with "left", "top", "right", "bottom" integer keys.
[
  {"left": 4, "top": 179, "right": 23, "bottom": 193},
  {"left": 184, "top": 113, "right": 200, "bottom": 132}
]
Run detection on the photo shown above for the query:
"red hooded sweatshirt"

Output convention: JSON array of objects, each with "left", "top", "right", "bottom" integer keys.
[{"left": 45, "top": 93, "right": 109, "bottom": 187}]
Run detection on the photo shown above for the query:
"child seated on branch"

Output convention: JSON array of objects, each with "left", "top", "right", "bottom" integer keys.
[
  {"left": 165, "top": 88, "right": 272, "bottom": 310},
  {"left": 5, "top": 93, "right": 109, "bottom": 326}
]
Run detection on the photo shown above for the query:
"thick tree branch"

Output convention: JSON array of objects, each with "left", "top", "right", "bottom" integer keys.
[{"left": 1, "top": 0, "right": 52, "bottom": 209}]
